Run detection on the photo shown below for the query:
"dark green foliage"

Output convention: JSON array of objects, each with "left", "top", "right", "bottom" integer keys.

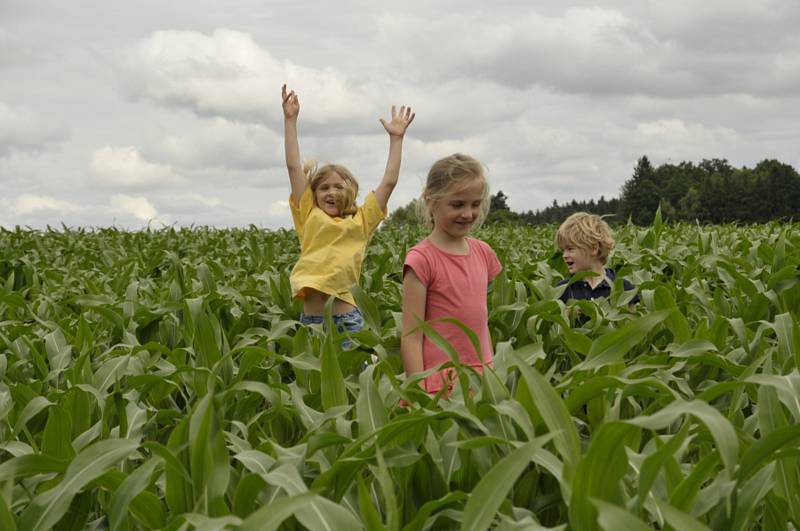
[{"left": 1, "top": 223, "right": 799, "bottom": 529}]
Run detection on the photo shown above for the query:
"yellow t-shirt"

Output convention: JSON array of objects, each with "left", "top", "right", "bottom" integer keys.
[{"left": 289, "top": 186, "right": 386, "bottom": 306}]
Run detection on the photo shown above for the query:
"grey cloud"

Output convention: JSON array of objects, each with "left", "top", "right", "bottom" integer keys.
[
  {"left": 0, "top": 102, "right": 69, "bottom": 156},
  {"left": 151, "top": 118, "right": 282, "bottom": 171},
  {"left": 378, "top": 6, "right": 800, "bottom": 98},
  {"left": 120, "top": 29, "right": 377, "bottom": 131}
]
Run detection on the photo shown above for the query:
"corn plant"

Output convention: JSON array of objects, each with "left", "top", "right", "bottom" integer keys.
[{"left": 0, "top": 219, "right": 799, "bottom": 530}]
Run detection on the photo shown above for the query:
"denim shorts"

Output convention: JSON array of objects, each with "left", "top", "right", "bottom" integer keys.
[{"left": 299, "top": 308, "right": 364, "bottom": 348}]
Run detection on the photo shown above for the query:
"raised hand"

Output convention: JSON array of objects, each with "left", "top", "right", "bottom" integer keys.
[
  {"left": 282, "top": 84, "right": 300, "bottom": 120},
  {"left": 379, "top": 105, "right": 415, "bottom": 137}
]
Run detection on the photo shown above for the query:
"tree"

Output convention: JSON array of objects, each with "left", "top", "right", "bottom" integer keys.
[
  {"left": 385, "top": 198, "right": 423, "bottom": 226},
  {"left": 487, "top": 190, "right": 522, "bottom": 224},
  {"left": 619, "top": 156, "right": 661, "bottom": 224},
  {"left": 490, "top": 191, "right": 510, "bottom": 211}
]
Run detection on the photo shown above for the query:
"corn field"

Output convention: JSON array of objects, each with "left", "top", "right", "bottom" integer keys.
[{"left": 1, "top": 216, "right": 799, "bottom": 530}]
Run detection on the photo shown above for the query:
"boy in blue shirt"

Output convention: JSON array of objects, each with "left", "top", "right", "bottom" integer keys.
[{"left": 556, "top": 212, "right": 639, "bottom": 309}]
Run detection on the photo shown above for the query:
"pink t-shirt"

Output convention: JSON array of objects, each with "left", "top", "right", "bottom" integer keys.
[{"left": 404, "top": 237, "right": 502, "bottom": 393}]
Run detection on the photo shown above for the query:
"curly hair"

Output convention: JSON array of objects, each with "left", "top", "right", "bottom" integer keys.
[{"left": 556, "top": 212, "right": 615, "bottom": 264}]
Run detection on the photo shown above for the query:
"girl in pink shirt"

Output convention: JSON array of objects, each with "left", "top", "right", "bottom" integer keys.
[{"left": 401, "top": 154, "right": 502, "bottom": 395}]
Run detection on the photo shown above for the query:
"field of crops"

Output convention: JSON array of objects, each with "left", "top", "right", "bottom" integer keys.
[{"left": 1, "top": 218, "right": 799, "bottom": 530}]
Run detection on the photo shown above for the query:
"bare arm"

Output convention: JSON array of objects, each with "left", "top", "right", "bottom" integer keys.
[
  {"left": 282, "top": 84, "right": 307, "bottom": 204},
  {"left": 374, "top": 105, "right": 415, "bottom": 211},
  {"left": 400, "top": 268, "right": 426, "bottom": 378}
]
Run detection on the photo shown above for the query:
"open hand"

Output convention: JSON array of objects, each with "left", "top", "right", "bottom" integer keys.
[
  {"left": 380, "top": 105, "right": 415, "bottom": 137},
  {"left": 281, "top": 84, "right": 299, "bottom": 119}
]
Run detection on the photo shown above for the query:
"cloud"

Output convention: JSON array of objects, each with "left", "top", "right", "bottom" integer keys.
[
  {"left": 122, "top": 29, "right": 375, "bottom": 128},
  {"left": 632, "top": 118, "right": 740, "bottom": 161},
  {"left": 184, "top": 192, "right": 221, "bottom": 208},
  {"left": 154, "top": 191, "right": 223, "bottom": 214},
  {"left": 0, "top": 29, "right": 41, "bottom": 67},
  {"left": 89, "top": 146, "right": 187, "bottom": 189},
  {"left": 157, "top": 118, "right": 281, "bottom": 170},
  {"left": 0, "top": 191, "right": 171, "bottom": 228},
  {"left": 110, "top": 194, "right": 163, "bottom": 222},
  {"left": 266, "top": 199, "right": 290, "bottom": 219},
  {"left": 11, "top": 194, "right": 81, "bottom": 215},
  {"left": 0, "top": 102, "right": 69, "bottom": 156},
  {"left": 377, "top": 6, "right": 800, "bottom": 98}
]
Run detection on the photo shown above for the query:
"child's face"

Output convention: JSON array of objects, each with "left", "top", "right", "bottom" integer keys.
[
  {"left": 430, "top": 179, "right": 484, "bottom": 240},
  {"left": 561, "top": 243, "right": 602, "bottom": 274},
  {"left": 314, "top": 172, "right": 349, "bottom": 217}
]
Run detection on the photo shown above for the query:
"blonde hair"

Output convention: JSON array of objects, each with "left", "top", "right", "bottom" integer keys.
[
  {"left": 417, "top": 153, "right": 490, "bottom": 229},
  {"left": 556, "top": 212, "right": 615, "bottom": 264},
  {"left": 303, "top": 160, "right": 359, "bottom": 217}
]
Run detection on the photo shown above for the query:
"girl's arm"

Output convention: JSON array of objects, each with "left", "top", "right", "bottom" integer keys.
[
  {"left": 282, "top": 84, "right": 307, "bottom": 204},
  {"left": 374, "top": 106, "right": 415, "bottom": 211},
  {"left": 400, "top": 268, "right": 426, "bottom": 379}
]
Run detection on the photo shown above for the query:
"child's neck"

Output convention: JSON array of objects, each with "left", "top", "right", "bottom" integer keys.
[
  {"left": 428, "top": 228, "right": 469, "bottom": 255},
  {"left": 583, "top": 263, "right": 607, "bottom": 289}
]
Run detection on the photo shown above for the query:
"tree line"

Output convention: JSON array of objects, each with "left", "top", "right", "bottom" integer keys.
[{"left": 386, "top": 157, "right": 800, "bottom": 226}]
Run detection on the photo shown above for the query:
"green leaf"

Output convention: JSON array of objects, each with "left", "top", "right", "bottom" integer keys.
[
  {"left": 0, "top": 453, "right": 68, "bottom": 482},
  {"left": 592, "top": 499, "right": 651, "bottom": 531},
  {"left": 738, "top": 424, "right": 800, "bottom": 480},
  {"left": 655, "top": 498, "right": 712, "bottom": 531},
  {"left": 574, "top": 310, "right": 672, "bottom": 371},
  {"left": 357, "top": 364, "right": 388, "bottom": 435},
  {"left": 18, "top": 438, "right": 138, "bottom": 531},
  {"left": 0, "top": 493, "right": 17, "bottom": 531},
  {"left": 373, "top": 447, "right": 398, "bottom": 531},
  {"left": 351, "top": 284, "right": 382, "bottom": 335},
  {"left": 320, "top": 330, "right": 347, "bottom": 410},
  {"left": 357, "top": 475, "right": 386, "bottom": 531},
  {"left": 637, "top": 421, "right": 692, "bottom": 510},
  {"left": 14, "top": 396, "right": 52, "bottom": 436},
  {"left": 41, "top": 405, "right": 74, "bottom": 460},
  {"left": 263, "top": 464, "right": 364, "bottom": 530},
  {"left": 239, "top": 492, "right": 321, "bottom": 531},
  {"left": 108, "top": 457, "right": 164, "bottom": 531},
  {"left": 628, "top": 399, "right": 738, "bottom": 479},
  {"left": 510, "top": 352, "right": 580, "bottom": 478},
  {"left": 232, "top": 474, "right": 267, "bottom": 518},
  {"left": 461, "top": 438, "right": 550, "bottom": 531},
  {"left": 570, "top": 423, "right": 636, "bottom": 531}
]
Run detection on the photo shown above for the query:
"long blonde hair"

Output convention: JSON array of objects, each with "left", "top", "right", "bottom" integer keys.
[
  {"left": 417, "top": 153, "right": 490, "bottom": 229},
  {"left": 303, "top": 160, "right": 359, "bottom": 217}
]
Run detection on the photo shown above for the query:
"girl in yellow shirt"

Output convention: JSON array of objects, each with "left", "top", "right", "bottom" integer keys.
[{"left": 281, "top": 84, "right": 414, "bottom": 343}]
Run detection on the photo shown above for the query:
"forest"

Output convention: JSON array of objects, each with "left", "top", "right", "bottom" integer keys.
[{"left": 387, "top": 157, "right": 800, "bottom": 226}]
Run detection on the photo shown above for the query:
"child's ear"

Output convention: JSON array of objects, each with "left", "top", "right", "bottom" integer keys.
[{"left": 591, "top": 245, "right": 600, "bottom": 257}]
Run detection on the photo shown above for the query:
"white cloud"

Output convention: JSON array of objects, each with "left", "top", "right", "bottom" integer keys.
[
  {"left": 89, "top": 146, "right": 187, "bottom": 189},
  {"left": 12, "top": 194, "right": 81, "bottom": 214},
  {"left": 122, "top": 29, "right": 374, "bottom": 128},
  {"left": 110, "top": 194, "right": 161, "bottom": 222},
  {"left": 0, "top": 29, "right": 40, "bottom": 67},
  {"left": 633, "top": 119, "right": 740, "bottom": 161},
  {"left": 0, "top": 102, "right": 68, "bottom": 156},
  {"left": 158, "top": 118, "right": 281, "bottom": 170},
  {"left": 185, "top": 192, "right": 221, "bottom": 208},
  {"left": 377, "top": 6, "right": 800, "bottom": 97},
  {"left": 266, "top": 199, "right": 290, "bottom": 219},
  {"left": 2, "top": 1, "right": 799, "bottom": 228},
  {"left": 154, "top": 191, "right": 223, "bottom": 215}
]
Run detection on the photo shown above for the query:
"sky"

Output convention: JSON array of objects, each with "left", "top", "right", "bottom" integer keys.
[{"left": 1, "top": 0, "right": 799, "bottom": 229}]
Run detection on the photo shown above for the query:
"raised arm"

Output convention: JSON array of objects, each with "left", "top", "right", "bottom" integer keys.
[
  {"left": 400, "top": 268, "right": 427, "bottom": 382},
  {"left": 374, "top": 105, "right": 415, "bottom": 211},
  {"left": 282, "top": 84, "right": 307, "bottom": 204}
]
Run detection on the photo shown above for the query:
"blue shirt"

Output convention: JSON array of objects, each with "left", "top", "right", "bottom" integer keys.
[{"left": 558, "top": 268, "right": 640, "bottom": 304}]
